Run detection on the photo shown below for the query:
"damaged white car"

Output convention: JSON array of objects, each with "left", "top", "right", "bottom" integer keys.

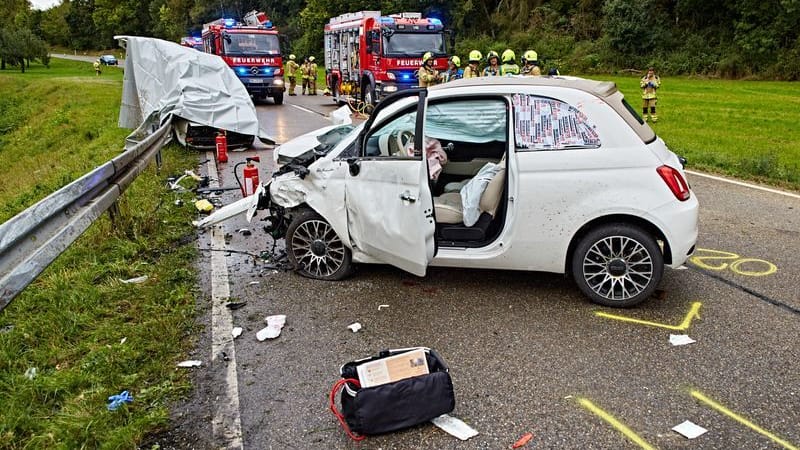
[{"left": 204, "top": 77, "right": 699, "bottom": 307}]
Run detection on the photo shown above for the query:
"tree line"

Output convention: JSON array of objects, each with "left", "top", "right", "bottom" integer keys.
[{"left": 4, "top": 0, "right": 799, "bottom": 79}]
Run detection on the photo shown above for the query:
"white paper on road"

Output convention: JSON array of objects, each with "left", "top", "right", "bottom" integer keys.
[
  {"left": 672, "top": 420, "right": 707, "bottom": 439},
  {"left": 669, "top": 334, "right": 696, "bottom": 346},
  {"left": 115, "top": 36, "right": 273, "bottom": 144},
  {"left": 257, "top": 315, "right": 286, "bottom": 341},
  {"left": 177, "top": 360, "right": 202, "bottom": 368},
  {"left": 431, "top": 414, "right": 479, "bottom": 440}
]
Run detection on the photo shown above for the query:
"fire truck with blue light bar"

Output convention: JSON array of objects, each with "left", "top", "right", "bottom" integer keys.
[
  {"left": 324, "top": 11, "right": 452, "bottom": 107},
  {"left": 202, "top": 10, "right": 285, "bottom": 105}
]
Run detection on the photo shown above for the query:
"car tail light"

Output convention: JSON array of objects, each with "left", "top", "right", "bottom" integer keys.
[{"left": 657, "top": 165, "right": 690, "bottom": 201}]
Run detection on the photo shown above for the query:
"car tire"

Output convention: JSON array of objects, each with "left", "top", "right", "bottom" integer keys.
[
  {"left": 273, "top": 93, "right": 284, "bottom": 105},
  {"left": 286, "top": 209, "right": 353, "bottom": 281},
  {"left": 571, "top": 223, "right": 663, "bottom": 307}
]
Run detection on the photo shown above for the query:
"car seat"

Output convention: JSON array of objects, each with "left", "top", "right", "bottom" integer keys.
[{"left": 433, "top": 163, "right": 506, "bottom": 241}]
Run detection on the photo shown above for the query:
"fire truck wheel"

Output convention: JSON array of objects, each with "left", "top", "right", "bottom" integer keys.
[
  {"left": 362, "top": 82, "right": 376, "bottom": 106},
  {"left": 273, "top": 93, "right": 284, "bottom": 105}
]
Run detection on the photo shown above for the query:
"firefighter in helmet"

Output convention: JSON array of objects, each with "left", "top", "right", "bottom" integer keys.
[
  {"left": 443, "top": 55, "right": 463, "bottom": 82},
  {"left": 286, "top": 54, "right": 300, "bottom": 95},
  {"left": 93, "top": 59, "right": 101, "bottom": 76},
  {"left": 300, "top": 57, "right": 311, "bottom": 95},
  {"left": 463, "top": 50, "right": 482, "bottom": 78},
  {"left": 418, "top": 52, "right": 443, "bottom": 87},
  {"left": 308, "top": 56, "right": 318, "bottom": 95},
  {"left": 640, "top": 67, "right": 661, "bottom": 122},
  {"left": 500, "top": 49, "right": 520, "bottom": 76},
  {"left": 482, "top": 51, "right": 501, "bottom": 77},
  {"left": 520, "top": 50, "right": 541, "bottom": 76}
]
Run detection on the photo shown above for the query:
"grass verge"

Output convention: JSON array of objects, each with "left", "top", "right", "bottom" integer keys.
[{"left": 1, "top": 58, "right": 199, "bottom": 448}]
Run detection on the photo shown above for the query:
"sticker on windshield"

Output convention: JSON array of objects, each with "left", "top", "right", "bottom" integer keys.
[{"left": 513, "top": 94, "right": 600, "bottom": 150}]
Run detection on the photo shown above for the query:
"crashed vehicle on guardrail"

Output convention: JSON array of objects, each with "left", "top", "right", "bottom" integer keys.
[{"left": 198, "top": 76, "right": 699, "bottom": 307}]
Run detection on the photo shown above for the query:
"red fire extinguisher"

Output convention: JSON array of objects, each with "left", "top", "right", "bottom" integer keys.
[
  {"left": 215, "top": 131, "right": 228, "bottom": 163},
  {"left": 234, "top": 156, "right": 260, "bottom": 197}
]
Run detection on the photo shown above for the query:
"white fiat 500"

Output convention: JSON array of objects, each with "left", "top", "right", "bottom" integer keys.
[{"left": 237, "top": 77, "right": 698, "bottom": 307}]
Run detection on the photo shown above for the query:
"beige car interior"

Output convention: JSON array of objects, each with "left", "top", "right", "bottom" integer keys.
[{"left": 434, "top": 163, "right": 506, "bottom": 224}]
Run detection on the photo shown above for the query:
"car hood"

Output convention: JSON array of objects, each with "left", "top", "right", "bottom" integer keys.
[{"left": 274, "top": 124, "right": 358, "bottom": 165}]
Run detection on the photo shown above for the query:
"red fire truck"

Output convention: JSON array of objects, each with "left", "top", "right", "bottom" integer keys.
[
  {"left": 180, "top": 36, "right": 204, "bottom": 51},
  {"left": 202, "top": 10, "right": 285, "bottom": 105},
  {"left": 324, "top": 11, "right": 451, "bottom": 106}
]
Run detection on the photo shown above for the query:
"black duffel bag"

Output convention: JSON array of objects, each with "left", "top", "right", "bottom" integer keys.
[{"left": 329, "top": 347, "right": 455, "bottom": 441}]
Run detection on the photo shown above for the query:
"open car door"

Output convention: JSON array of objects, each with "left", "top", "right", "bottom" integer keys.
[{"left": 344, "top": 91, "right": 435, "bottom": 276}]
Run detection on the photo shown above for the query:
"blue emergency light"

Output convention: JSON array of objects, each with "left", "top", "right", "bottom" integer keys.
[
  {"left": 236, "top": 67, "right": 248, "bottom": 75},
  {"left": 262, "top": 67, "right": 273, "bottom": 75},
  {"left": 224, "top": 18, "right": 235, "bottom": 27},
  {"left": 429, "top": 18, "right": 442, "bottom": 26},
  {"left": 381, "top": 17, "right": 395, "bottom": 24},
  {"left": 400, "top": 72, "right": 413, "bottom": 81}
]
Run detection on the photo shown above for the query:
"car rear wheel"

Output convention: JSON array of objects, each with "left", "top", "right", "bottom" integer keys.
[
  {"left": 571, "top": 223, "right": 663, "bottom": 307},
  {"left": 286, "top": 209, "right": 353, "bottom": 281}
]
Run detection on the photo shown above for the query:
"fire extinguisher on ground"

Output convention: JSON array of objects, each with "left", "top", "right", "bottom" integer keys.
[
  {"left": 215, "top": 131, "right": 228, "bottom": 163},
  {"left": 234, "top": 156, "right": 260, "bottom": 197}
]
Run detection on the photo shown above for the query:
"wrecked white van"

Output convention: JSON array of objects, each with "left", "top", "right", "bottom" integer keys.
[{"left": 209, "top": 77, "right": 699, "bottom": 307}]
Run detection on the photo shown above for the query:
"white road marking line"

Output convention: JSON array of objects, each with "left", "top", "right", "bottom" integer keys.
[
  {"left": 686, "top": 170, "right": 800, "bottom": 200},
  {"left": 206, "top": 151, "right": 244, "bottom": 449},
  {"left": 290, "top": 103, "right": 332, "bottom": 121}
]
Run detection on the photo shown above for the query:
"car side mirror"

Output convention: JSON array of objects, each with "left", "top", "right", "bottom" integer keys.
[{"left": 347, "top": 157, "right": 360, "bottom": 176}]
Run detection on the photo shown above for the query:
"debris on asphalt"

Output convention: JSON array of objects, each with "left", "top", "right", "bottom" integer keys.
[
  {"left": 195, "top": 199, "right": 214, "bottom": 212},
  {"left": 120, "top": 337, "right": 127, "bottom": 345},
  {"left": 347, "top": 322, "right": 362, "bottom": 333},
  {"left": 248, "top": 281, "right": 260, "bottom": 285},
  {"left": 0, "top": 324, "right": 14, "bottom": 334},
  {"left": 669, "top": 334, "right": 696, "bottom": 346},
  {"left": 232, "top": 327, "right": 243, "bottom": 339},
  {"left": 257, "top": 315, "right": 286, "bottom": 341},
  {"left": 24, "top": 367, "right": 37, "bottom": 380},
  {"left": 221, "top": 351, "right": 230, "bottom": 362},
  {"left": 672, "top": 420, "right": 707, "bottom": 439},
  {"left": 512, "top": 432, "right": 534, "bottom": 448},
  {"left": 120, "top": 275, "right": 148, "bottom": 284},
  {"left": 431, "top": 414, "right": 479, "bottom": 440},
  {"left": 237, "top": 228, "right": 252, "bottom": 236},
  {"left": 378, "top": 304, "right": 390, "bottom": 311},
  {"left": 177, "top": 360, "right": 202, "bottom": 368},
  {"left": 225, "top": 301, "right": 247, "bottom": 310},
  {"left": 676, "top": 265, "right": 688, "bottom": 270},
  {"left": 107, "top": 390, "right": 134, "bottom": 411}
]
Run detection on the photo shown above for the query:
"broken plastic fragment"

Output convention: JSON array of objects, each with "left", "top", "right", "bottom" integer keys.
[
  {"left": 177, "top": 360, "right": 202, "bottom": 368},
  {"left": 231, "top": 327, "right": 243, "bottom": 339},
  {"left": 24, "top": 367, "right": 38, "bottom": 380},
  {"left": 120, "top": 337, "right": 127, "bottom": 345},
  {"left": 347, "top": 322, "right": 362, "bottom": 333},
  {"left": 120, "top": 275, "right": 148, "bottom": 284},
  {"left": 672, "top": 420, "right": 707, "bottom": 439},
  {"left": 248, "top": 281, "right": 260, "bottom": 285},
  {"left": 195, "top": 199, "right": 214, "bottom": 212},
  {"left": 378, "top": 304, "right": 390, "bottom": 311},
  {"left": 257, "top": 315, "right": 286, "bottom": 341},
  {"left": 431, "top": 414, "right": 479, "bottom": 440},
  {"left": 237, "top": 228, "right": 252, "bottom": 236},
  {"left": 512, "top": 432, "right": 534, "bottom": 448},
  {"left": 107, "top": 390, "right": 134, "bottom": 411},
  {"left": 225, "top": 302, "right": 247, "bottom": 310},
  {"left": 669, "top": 334, "right": 696, "bottom": 346}
]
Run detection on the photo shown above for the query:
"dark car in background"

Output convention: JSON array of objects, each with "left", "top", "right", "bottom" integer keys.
[{"left": 99, "top": 55, "right": 118, "bottom": 66}]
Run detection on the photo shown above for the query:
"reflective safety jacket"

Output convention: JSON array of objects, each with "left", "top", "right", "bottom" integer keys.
[
  {"left": 640, "top": 75, "right": 661, "bottom": 99},
  {"left": 463, "top": 64, "right": 481, "bottom": 78},
  {"left": 443, "top": 68, "right": 463, "bottom": 82},
  {"left": 500, "top": 63, "right": 520, "bottom": 75},
  {"left": 418, "top": 65, "right": 442, "bottom": 87},
  {"left": 520, "top": 64, "right": 541, "bottom": 76},
  {"left": 482, "top": 65, "right": 501, "bottom": 77},
  {"left": 286, "top": 60, "right": 300, "bottom": 78}
]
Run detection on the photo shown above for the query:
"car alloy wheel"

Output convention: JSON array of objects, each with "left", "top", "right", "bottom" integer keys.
[
  {"left": 286, "top": 209, "right": 353, "bottom": 280},
  {"left": 572, "top": 224, "right": 663, "bottom": 307}
]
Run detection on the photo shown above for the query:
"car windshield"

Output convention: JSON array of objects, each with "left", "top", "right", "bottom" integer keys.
[
  {"left": 223, "top": 33, "right": 280, "bottom": 55},
  {"left": 382, "top": 32, "right": 445, "bottom": 56}
]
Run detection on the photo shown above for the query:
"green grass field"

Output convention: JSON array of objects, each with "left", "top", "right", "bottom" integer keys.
[{"left": 0, "top": 58, "right": 199, "bottom": 448}]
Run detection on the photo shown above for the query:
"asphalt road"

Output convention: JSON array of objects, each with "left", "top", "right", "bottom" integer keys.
[{"left": 153, "top": 93, "right": 799, "bottom": 450}]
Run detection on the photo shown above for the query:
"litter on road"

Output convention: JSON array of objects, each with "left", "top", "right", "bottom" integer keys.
[
  {"left": 257, "top": 315, "right": 286, "bottom": 341},
  {"left": 347, "top": 322, "right": 362, "bottom": 333},
  {"left": 120, "top": 275, "right": 148, "bottom": 284},
  {"left": 431, "top": 414, "right": 479, "bottom": 441},
  {"left": 24, "top": 367, "right": 37, "bottom": 380},
  {"left": 120, "top": 337, "right": 127, "bottom": 345},
  {"left": 194, "top": 199, "right": 214, "bottom": 212},
  {"left": 231, "top": 327, "right": 243, "bottom": 339},
  {"left": 225, "top": 301, "right": 247, "bottom": 310},
  {"left": 177, "top": 360, "right": 202, "bottom": 368},
  {"left": 512, "top": 432, "right": 534, "bottom": 448},
  {"left": 378, "top": 304, "right": 390, "bottom": 311},
  {"left": 672, "top": 420, "right": 708, "bottom": 439},
  {"left": 237, "top": 228, "right": 252, "bottom": 236},
  {"left": 107, "top": 390, "right": 134, "bottom": 411},
  {"left": 669, "top": 334, "right": 697, "bottom": 346}
]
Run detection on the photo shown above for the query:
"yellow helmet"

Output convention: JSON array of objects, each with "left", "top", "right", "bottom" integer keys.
[
  {"left": 422, "top": 52, "right": 434, "bottom": 63},
  {"left": 486, "top": 51, "right": 499, "bottom": 63},
  {"left": 522, "top": 50, "right": 538, "bottom": 64},
  {"left": 468, "top": 50, "right": 482, "bottom": 63},
  {"left": 501, "top": 49, "right": 515, "bottom": 63},
  {"left": 289, "top": 54, "right": 296, "bottom": 60},
  {"left": 449, "top": 55, "right": 461, "bottom": 67},
  {"left": 308, "top": 56, "right": 315, "bottom": 62}
]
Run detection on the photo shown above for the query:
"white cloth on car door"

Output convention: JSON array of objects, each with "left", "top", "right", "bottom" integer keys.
[{"left": 460, "top": 162, "right": 501, "bottom": 226}]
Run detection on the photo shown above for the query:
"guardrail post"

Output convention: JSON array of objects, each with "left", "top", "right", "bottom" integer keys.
[
  {"left": 156, "top": 150, "right": 163, "bottom": 172},
  {"left": 108, "top": 201, "right": 120, "bottom": 224}
]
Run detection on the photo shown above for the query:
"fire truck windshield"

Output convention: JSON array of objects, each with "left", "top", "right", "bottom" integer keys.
[
  {"left": 223, "top": 33, "right": 280, "bottom": 55},
  {"left": 382, "top": 32, "right": 445, "bottom": 56}
]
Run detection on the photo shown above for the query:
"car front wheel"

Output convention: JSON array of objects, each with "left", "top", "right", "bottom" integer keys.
[
  {"left": 286, "top": 209, "right": 353, "bottom": 280},
  {"left": 571, "top": 223, "right": 663, "bottom": 307}
]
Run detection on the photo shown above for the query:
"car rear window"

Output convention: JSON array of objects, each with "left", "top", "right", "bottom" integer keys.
[{"left": 512, "top": 94, "right": 601, "bottom": 151}]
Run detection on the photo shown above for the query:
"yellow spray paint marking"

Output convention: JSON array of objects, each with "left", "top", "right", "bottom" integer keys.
[
  {"left": 595, "top": 302, "right": 702, "bottom": 331},
  {"left": 690, "top": 248, "right": 778, "bottom": 277},
  {"left": 691, "top": 390, "right": 798, "bottom": 450},
  {"left": 577, "top": 398, "right": 657, "bottom": 450}
]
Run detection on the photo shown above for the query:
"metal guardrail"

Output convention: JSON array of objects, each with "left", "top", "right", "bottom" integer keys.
[{"left": 0, "top": 121, "right": 173, "bottom": 311}]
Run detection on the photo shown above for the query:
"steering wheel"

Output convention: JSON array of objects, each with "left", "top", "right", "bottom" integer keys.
[{"left": 388, "top": 128, "right": 415, "bottom": 156}]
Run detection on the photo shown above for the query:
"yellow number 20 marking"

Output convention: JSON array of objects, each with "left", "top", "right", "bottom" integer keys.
[{"left": 690, "top": 248, "right": 777, "bottom": 277}]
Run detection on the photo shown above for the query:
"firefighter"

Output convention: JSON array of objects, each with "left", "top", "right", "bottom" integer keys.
[
  {"left": 640, "top": 67, "right": 661, "bottom": 122},
  {"left": 482, "top": 51, "right": 501, "bottom": 76},
  {"left": 443, "top": 55, "right": 463, "bottom": 82},
  {"left": 500, "top": 49, "right": 520, "bottom": 76},
  {"left": 418, "top": 52, "right": 443, "bottom": 87},
  {"left": 463, "top": 50, "right": 482, "bottom": 78},
  {"left": 520, "top": 50, "right": 541, "bottom": 76},
  {"left": 286, "top": 54, "right": 300, "bottom": 96},
  {"left": 301, "top": 57, "right": 312, "bottom": 95},
  {"left": 308, "top": 56, "right": 318, "bottom": 95},
  {"left": 93, "top": 59, "right": 101, "bottom": 76}
]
